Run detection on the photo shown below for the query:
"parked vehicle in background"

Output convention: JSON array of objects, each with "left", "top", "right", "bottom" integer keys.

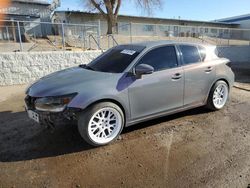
[{"left": 25, "top": 41, "right": 234, "bottom": 146}]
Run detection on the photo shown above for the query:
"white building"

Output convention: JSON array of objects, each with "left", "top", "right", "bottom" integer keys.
[
  {"left": 218, "top": 14, "right": 250, "bottom": 29},
  {"left": 52, "top": 11, "right": 239, "bottom": 38},
  {"left": 0, "top": 0, "right": 52, "bottom": 40},
  {"left": 217, "top": 14, "right": 250, "bottom": 40},
  {"left": 0, "top": 0, "right": 51, "bottom": 22}
]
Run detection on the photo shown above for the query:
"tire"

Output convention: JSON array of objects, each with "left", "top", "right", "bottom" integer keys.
[
  {"left": 77, "top": 102, "right": 125, "bottom": 146},
  {"left": 206, "top": 80, "right": 229, "bottom": 111}
]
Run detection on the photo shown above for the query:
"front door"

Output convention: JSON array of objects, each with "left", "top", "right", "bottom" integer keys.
[{"left": 128, "top": 45, "right": 184, "bottom": 120}]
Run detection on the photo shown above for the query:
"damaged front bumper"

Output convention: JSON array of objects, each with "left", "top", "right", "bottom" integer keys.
[{"left": 24, "top": 95, "right": 80, "bottom": 128}]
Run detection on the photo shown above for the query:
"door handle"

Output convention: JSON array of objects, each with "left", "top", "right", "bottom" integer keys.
[
  {"left": 205, "top": 66, "right": 213, "bottom": 73},
  {"left": 172, "top": 73, "right": 182, "bottom": 80}
]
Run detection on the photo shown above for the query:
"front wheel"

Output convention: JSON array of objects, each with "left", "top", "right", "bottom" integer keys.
[
  {"left": 78, "top": 102, "right": 124, "bottom": 146},
  {"left": 206, "top": 80, "right": 229, "bottom": 110}
]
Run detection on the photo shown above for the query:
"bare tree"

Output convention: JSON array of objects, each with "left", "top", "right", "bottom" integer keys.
[{"left": 85, "top": 0, "right": 162, "bottom": 34}]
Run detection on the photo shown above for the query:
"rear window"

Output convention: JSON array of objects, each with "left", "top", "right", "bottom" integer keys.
[
  {"left": 88, "top": 45, "right": 145, "bottom": 73},
  {"left": 179, "top": 45, "right": 201, "bottom": 65},
  {"left": 198, "top": 45, "right": 206, "bottom": 61}
]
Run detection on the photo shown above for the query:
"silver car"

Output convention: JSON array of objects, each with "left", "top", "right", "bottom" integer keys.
[{"left": 25, "top": 41, "right": 234, "bottom": 146}]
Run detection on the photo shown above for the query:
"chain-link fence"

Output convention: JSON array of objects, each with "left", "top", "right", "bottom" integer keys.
[
  {"left": 109, "top": 22, "right": 250, "bottom": 47},
  {"left": 1, "top": 20, "right": 250, "bottom": 52},
  {"left": 0, "top": 20, "right": 100, "bottom": 52}
]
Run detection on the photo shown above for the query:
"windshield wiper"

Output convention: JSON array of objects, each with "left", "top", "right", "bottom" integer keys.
[{"left": 79, "top": 64, "right": 95, "bottom": 71}]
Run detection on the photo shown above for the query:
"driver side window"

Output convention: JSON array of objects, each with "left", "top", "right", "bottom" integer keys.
[{"left": 137, "top": 46, "right": 178, "bottom": 71}]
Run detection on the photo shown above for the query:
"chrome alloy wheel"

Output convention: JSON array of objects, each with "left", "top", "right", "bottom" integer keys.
[
  {"left": 212, "top": 83, "right": 228, "bottom": 109},
  {"left": 88, "top": 107, "right": 122, "bottom": 144}
]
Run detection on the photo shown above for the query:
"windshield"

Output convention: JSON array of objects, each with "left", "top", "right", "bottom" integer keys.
[{"left": 87, "top": 45, "right": 145, "bottom": 73}]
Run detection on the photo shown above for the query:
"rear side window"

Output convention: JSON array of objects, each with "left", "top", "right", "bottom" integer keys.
[
  {"left": 179, "top": 45, "right": 201, "bottom": 65},
  {"left": 198, "top": 46, "right": 206, "bottom": 61},
  {"left": 137, "top": 46, "right": 178, "bottom": 71}
]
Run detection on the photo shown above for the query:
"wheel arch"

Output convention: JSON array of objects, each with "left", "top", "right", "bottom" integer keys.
[
  {"left": 205, "top": 78, "right": 230, "bottom": 103},
  {"left": 213, "top": 78, "right": 230, "bottom": 90}
]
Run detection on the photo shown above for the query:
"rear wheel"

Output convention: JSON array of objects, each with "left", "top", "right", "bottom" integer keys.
[
  {"left": 78, "top": 102, "right": 124, "bottom": 146},
  {"left": 206, "top": 80, "right": 229, "bottom": 110}
]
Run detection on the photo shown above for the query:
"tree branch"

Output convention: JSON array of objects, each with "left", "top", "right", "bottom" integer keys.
[
  {"left": 90, "top": 0, "right": 106, "bottom": 15},
  {"left": 135, "top": 0, "right": 162, "bottom": 15},
  {"left": 104, "top": 0, "right": 112, "bottom": 14},
  {"left": 114, "top": 0, "right": 121, "bottom": 16}
]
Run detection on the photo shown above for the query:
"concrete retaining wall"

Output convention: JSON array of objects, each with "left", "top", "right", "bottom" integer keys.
[
  {"left": 0, "top": 46, "right": 249, "bottom": 86},
  {"left": 0, "top": 51, "right": 102, "bottom": 86}
]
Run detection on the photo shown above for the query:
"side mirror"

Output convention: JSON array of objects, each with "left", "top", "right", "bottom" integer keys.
[{"left": 135, "top": 64, "right": 154, "bottom": 77}]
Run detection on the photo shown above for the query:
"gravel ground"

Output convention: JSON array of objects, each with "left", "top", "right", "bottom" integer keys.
[{"left": 0, "top": 69, "right": 249, "bottom": 188}]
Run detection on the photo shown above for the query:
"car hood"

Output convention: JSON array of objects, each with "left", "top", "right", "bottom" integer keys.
[{"left": 27, "top": 67, "right": 115, "bottom": 97}]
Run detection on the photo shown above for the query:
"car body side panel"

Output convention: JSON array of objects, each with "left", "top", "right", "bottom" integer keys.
[
  {"left": 67, "top": 73, "right": 131, "bottom": 120},
  {"left": 215, "top": 59, "right": 235, "bottom": 88},
  {"left": 128, "top": 67, "right": 184, "bottom": 121},
  {"left": 203, "top": 59, "right": 235, "bottom": 103},
  {"left": 183, "top": 61, "right": 216, "bottom": 105}
]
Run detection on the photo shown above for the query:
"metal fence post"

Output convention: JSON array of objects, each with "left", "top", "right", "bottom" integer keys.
[
  {"left": 81, "top": 26, "right": 85, "bottom": 50},
  {"left": 155, "top": 24, "right": 157, "bottom": 37},
  {"left": 108, "top": 35, "right": 110, "bottom": 49},
  {"left": 61, "top": 23, "right": 65, "bottom": 48},
  {"left": 89, "top": 35, "right": 91, "bottom": 49},
  {"left": 17, "top": 21, "right": 23, "bottom": 51},
  {"left": 6, "top": 26, "right": 10, "bottom": 42},
  {"left": 97, "top": 19, "right": 101, "bottom": 49},
  {"left": 112, "top": 35, "right": 115, "bottom": 46},
  {"left": 83, "top": 24, "right": 87, "bottom": 49},
  {"left": 130, "top": 22, "right": 132, "bottom": 43}
]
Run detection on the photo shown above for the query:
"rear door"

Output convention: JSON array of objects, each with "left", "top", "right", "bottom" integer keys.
[
  {"left": 178, "top": 45, "right": 216, "bottom": 106},
  {"left": 128, "top": 45, "right": 184, "bottom": 120}
]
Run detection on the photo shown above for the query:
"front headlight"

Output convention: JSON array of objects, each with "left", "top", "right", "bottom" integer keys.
[{"left": 35, "top": 93, "right": 77, "bottom": 112}]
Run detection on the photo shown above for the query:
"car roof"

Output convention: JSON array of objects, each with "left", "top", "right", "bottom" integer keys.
[{"left": 131, "top": 40, "right": 215, "bottom": 49}]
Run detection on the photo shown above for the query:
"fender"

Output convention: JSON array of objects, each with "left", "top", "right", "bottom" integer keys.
[{"left": 68, "top": 93, "right": 131, "bottom": 120}]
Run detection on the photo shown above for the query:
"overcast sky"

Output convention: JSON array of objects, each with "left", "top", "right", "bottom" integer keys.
[{"left": 55, "top": 0, "right": 250, "bottom": 21}]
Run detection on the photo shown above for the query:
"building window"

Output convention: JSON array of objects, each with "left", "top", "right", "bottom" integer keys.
[
  {"left": 119, "top": 22, "right": 129, "bottom": 31},
  {"left": 159, "top": 25, "right": 169, "bottom": 32},
  {"left": 211, "top": 29, "right": 218, "bottom": 33},
  {"left": 143, "top": 25, "right": 154, "bottom": 32},
  {"left": 174, "top": 26, "right": 178, "bottom": 32}
]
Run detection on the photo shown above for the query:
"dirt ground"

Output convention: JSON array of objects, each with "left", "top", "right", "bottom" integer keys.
[{"left": 0, "top": 66, "right": 250, "bottom": 188}]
